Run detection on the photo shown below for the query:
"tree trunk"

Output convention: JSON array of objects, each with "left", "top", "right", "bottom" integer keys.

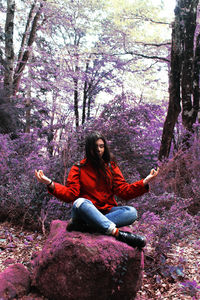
[
  {"left": 158, "top": 20, "right": 182, "bottom": 160},
  {"left": 47, "top": 92, "right": 57, "bottom": 156},
  {"left": 87, "top": 96, "right": 92, "bottom": 120},
  {"left": 82, "top": 80, "right": 88, "bottom": 125},
  {"left": 82, "top": 61, "right": 89, "bottom": 125},
  {"left": 17, "top": 1, "right": 36, "bottom": 64},
  {"left": 4, "top": 0, "right": 15, "bottom": 97},
  {"left": 192, "top": 32, "right": 200, "bottom": 124},
  {"left": 25, "top": 97, "right": 31, "bottom": 133},
  {"left": 13, "top": 2, "right": 43, "bottom": 95},
  {"left": 159, "top": 0, "right": 200, "bottom": 159},
  {"left": 24, "top": 53, "right": 34, "bottom": 133},
  {"left": 73, "top": 77, "right": 79, "bottom": 128},
  {"left": 181, "top": 0, "right": 199, "bottom": 130}
]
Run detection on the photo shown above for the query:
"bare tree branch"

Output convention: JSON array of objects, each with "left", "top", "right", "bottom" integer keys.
[
  {"left": 121, "top": 31, "right": 170, "bottom": 62},
  {"left": 124, "top": 51, "right": 170, "bottom": 62},
  {"left": 124, "top": 15, "right": 171, "bottom": 25},
  {"left": 134, "top": 41, "right": 171, "bottom": 47}
]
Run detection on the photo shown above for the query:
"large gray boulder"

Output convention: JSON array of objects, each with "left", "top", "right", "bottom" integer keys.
[{"left": 32, "top": 220, "right": 144, "bottom": 300}]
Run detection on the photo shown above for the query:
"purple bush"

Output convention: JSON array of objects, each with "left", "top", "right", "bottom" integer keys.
[
  {"left": 0, "top": 132, "right": 71, "bottom": 230},
  {"left": 0, "top": 101, "right": 199, "bottom": 264}
]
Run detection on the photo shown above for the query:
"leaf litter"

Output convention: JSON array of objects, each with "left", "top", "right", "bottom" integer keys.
[{"left": 0, "top": 221, "right": 199, "bottom": 299}]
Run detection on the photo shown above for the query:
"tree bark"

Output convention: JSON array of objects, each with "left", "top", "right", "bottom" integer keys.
[
  {"left": 13, "top": 2, "right": 43, "bottom": 95},
  {"left": 87, "top": 96, "right": 92, "bottom": 120},
  {"left": 17, "top": 1, "right": 37, "bottom": 64},
  {"left": 158, "top": 20, "right": 182, "bottom": 160},
  {"left": 73, "top": 77, "right": 79, "bottom": 128},
  {"left": 4, "top": 0, "right": 15, "bottom": 97},
  {"left": 25, "top": 53, "right": 34, "bottom": 133},
  {"left": 25, "top": 96, "right": 31, "bottom": 133},
  {"left": 192, "top": 32, "right": 200, "bottom": 125},
  {"left": 181, "top": 0, "right": 199, "bottom": 130},
  {"left": 82, "top": 80, "right": 88, "bottom": 125},
  {"left": 159, "top": 0, "right": 200, "bottom": 159},
  {"left": 82, "top": 61, "right": 89, "bottom": 125}
]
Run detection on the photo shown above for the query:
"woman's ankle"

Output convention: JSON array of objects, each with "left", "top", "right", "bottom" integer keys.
[{"left": 111, "top": 228, "right": 119, "bottom": 237}]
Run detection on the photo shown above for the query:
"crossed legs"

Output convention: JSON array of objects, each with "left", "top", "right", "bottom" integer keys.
[
  {"left": 70, "top": 198, "right": 137, "bottom": 234},
  {"left": 67, "top": 198, "right": 146, "bottom": 248}
]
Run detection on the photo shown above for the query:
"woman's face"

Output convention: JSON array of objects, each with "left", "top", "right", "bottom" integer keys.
[{"left": 95, "top": 139, "right": 105, "bottom": 157}]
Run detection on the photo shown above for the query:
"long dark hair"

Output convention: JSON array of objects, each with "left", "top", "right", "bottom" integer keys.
[
  {"left": 85, "top": 131, "right": 111, "bottom": 168},
  {"left": 77, "top": 132, "right": 115, "bottom": 187}
]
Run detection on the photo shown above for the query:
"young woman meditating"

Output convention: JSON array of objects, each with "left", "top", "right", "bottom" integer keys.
[{"left": 35, "top": 132, "right": 159, "bottom": 248}]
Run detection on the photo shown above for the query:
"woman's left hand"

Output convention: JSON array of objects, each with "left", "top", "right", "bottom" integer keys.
[{"left": 143, "top": 168, "right": 159, "bottom": 185}]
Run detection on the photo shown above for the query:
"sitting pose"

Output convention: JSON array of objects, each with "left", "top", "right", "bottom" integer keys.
[{"left": 35, "top": 132, "right": 159, "bottom": 248}]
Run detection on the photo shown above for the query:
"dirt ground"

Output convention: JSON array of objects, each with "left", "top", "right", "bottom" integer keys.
[{"left": 0, "top": 221, "right": 199, "bottom": 300}]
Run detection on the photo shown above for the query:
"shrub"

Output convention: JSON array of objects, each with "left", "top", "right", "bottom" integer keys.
[{"left": 0, "top": 133, "right": 71, "bottom": 231}]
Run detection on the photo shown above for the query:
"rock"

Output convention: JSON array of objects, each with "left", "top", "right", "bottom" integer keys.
[
  {"left": 0, "top": 263, "right": 30, "bottom": 299},
  {"left": 32, "top": 220, "right": 144, "bottom": 300}
]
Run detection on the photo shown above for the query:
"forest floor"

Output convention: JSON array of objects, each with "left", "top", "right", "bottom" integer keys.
[
  {"left": 0, "top": 221, "right": 199, "bottom": 300},
  {"left": 136, "top": 235, "right": 200, "bottom": 300}
]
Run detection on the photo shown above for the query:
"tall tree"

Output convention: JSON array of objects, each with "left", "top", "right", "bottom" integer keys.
[
  {"left": 41, "top": 0, "right": 170, "bottom": 129},
  {"left": 1, "top": 0, "right": 44, "bottom": 97},
  {"left": 4, "top": 0, "right": 15, "bottom": 96},
  {"left": 0, "top": 0, "right": 46, "bottom": 134},
  {"left": 0, "top": 0, "right": 174, "bottom": 137},
  {"left": 159, "top": 0, "right": 200, "bottom": 160}
]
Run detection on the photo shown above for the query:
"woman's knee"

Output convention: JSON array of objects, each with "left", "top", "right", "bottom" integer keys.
[
  {"left": 73, "top": 198, "right": 92, "bottom": 209},
  {"left": 72, "top": 198, "right": 89, "bottom": 218},
  {"left": 73, "top": 198, "right": 86, "bottom": 209},
  {"left": 125, "top": 206, "right": 138, "bottom": 221}
]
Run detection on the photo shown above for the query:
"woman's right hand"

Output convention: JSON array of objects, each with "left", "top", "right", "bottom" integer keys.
[{"left": 35, "top": 169, "right": 51, "bottom": 185}]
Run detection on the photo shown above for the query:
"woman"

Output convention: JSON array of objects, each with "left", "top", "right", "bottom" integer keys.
[{"left": 35, "top": 132, "right": 159, "bottom": 248}]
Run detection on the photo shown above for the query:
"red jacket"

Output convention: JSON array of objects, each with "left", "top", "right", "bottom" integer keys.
[{"left": 49, "top": 158, "right": 149, "bottom": 211}]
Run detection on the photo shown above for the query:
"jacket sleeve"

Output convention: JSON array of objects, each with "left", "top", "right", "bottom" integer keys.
[
  {"left": 111, "top": 162, "right": 149, "bottom": 200},
  {"left": 47, "top": 165, "right": 80, "bottom": 203}
]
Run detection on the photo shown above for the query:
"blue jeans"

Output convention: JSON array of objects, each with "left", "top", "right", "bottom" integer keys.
[{"left": 71, "top": 198, "right": 137, "bottom": 235}]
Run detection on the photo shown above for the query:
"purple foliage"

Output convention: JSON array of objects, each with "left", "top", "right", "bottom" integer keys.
[
  {"left": 0, "top": 1, "right": 199, "bottom": 298},
  {"left": 180, "top": 280, "right": 200, "bottom": 297},
  {"left": 0, "top": 92, "right": 199, "bottom": 298},
  {"left": 0, "top": 132, "right": 71, "bottom": 229}
]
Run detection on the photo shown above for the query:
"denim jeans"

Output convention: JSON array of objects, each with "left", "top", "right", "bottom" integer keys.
[{"left": 71, "top": 198, "right": 137, "bottom": 235}]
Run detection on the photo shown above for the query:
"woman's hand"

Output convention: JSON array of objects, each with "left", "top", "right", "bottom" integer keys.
[
  {"left": 35, "top": 169, "right": 51, "bottom": 185},
  {"left": 143, "top": 168, "right": 159, "bottom": 186}
]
